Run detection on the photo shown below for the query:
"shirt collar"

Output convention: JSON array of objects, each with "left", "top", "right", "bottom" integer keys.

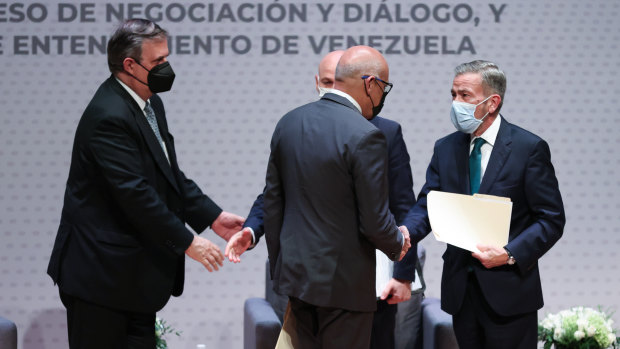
[
  {"left": 471, "top": 115, "right": 501, "bottom": 147},
  {"left": 115, "top": 77, "right": 148, "bottom": 112},
  {"left": 328, "top": 89, "right": 362, "bottom": 114}
]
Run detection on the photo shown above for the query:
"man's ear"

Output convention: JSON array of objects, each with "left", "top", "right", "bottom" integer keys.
[
  {"left": 315, "top": 74, "right": 320, "bottom": 93},
  {"left": 363, "top": 76, "right": 375, "bottom": 96},
  {"left": 123, "top": 57, "right": 136, "bottom": 75},
  {"left": 489, "top": 94, "right": 502, "bottom": 114}
]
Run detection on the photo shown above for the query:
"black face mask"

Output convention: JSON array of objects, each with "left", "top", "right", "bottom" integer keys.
[
  {"left": 372, "top": 91, "right": 388, "bottom": 117},
  {"left": 364, "top": 80, "right": 388, "bottom": 117},
  {"left": 132, "top": 61, "right": 176, "bottom": 93}
]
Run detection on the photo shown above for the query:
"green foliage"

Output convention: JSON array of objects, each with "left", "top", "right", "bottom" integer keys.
[
  {"left": 155, "top": 317, "right": 181, "bottom": 349},
  {"left": 538, "top": 307, "right": 619, "bottom": 349}
]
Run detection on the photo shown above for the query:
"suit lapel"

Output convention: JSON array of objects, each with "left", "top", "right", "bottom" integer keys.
[
  {"left": 109, "top": 78, "right": 181, "bottom": 195},
  {"left": 134, "top": 112, "right": 181, "bottom": 195},
  {"left": 479, "top": 117, "right": 512, "bottom": 194},
  {"left": 454, "top": 132, "right": 471, "bottom": 194}
]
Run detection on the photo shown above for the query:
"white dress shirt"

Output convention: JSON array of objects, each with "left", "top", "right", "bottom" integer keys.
[{"left": 470, "top": 116, "right": 502, "bottom": 180}]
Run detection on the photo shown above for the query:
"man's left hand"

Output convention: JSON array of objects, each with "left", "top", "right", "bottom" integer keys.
[
  {"left": 472, "top": 244, "right": 509, "bottom": 269},
  {"left": 380, "top": 278, "right": 412, "bottom": 305},
  {"left": 211, "top": 211, "right": 245, "bottom": 241}
]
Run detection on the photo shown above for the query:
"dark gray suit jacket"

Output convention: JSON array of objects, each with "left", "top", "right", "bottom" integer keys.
[{"left": 264, "top": 93, "right": 403, "bottom": 312}]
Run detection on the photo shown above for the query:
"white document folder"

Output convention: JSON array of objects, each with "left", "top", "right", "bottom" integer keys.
[{"left": 427, "top": 191, "right": 512, "bottom": 253}]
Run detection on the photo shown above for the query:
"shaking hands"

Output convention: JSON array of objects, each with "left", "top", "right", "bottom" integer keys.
[
  {"left": 185, "top": 211, "right": 245, "bottom": 272},
  {"left": 398, "top": 225, "right": 411, "bottom": 261}
]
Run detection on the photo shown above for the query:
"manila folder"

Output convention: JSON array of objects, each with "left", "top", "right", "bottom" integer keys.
[{"left": 427, "top": 191, "right": 512, "bottom": 253}]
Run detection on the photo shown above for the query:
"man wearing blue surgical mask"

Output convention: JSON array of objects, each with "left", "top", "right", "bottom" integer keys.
[{"left": 402, "top": 60, "right": 565, "bottom": 349}]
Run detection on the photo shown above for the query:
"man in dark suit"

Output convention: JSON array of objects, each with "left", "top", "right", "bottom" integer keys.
[
  {"left": 265, "top": 46, "right": 410, "bottom": 348},
  {"left": 402, "top": 60, "right": 566, "bottom": 349},
  {"left": 47, "top": 19, "right": 244, "bottom": 348},
  {"left": 226, "top": 50, "right": 419, "bottom": 348}
]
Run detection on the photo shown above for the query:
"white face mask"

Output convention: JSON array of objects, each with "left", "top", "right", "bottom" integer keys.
[
  {"left": 318, "top": 86, "right": 333, "bottom": 97},
  {"left": 450, "top": 95, "right": 492, "bottom": 134}
]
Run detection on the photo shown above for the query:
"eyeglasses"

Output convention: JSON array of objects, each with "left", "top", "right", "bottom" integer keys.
[{"left": 361, "top": 75, "right": 393, "bottom": 94}]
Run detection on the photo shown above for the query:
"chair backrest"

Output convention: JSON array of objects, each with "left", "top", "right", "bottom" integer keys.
[
  {"left": 0, "top": 316, "right": 17, "bottom": 349},
  {"left": 263, "top": 244, "right": 428, "bottom": 321}
]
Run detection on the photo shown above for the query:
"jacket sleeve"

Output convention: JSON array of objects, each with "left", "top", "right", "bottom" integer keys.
[
  {"left": 263, "top": 128, "right": 284, "bottom": 277},
  {"left": 504, "top": 139, "right": 565, "bottom": 274},
  {"left": 401, "top": 142, "right": 440, "bottom": 244},
  {"left": 352, "top": 129, "right": 403, "bottom": 261},
  {"left": 387, "top": 124, "right": 418, "bottom": 280},
  {"left": 177, "top": 168, "right": 223, "bottom": 234},
  {"left": 244, "top": 192, "right": 266, "bottom": 247}
]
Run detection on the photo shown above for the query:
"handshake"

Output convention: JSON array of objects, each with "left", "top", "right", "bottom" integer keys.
[
  {"left": 184, "top": 211, "right": 245, "bottom": 272},
  {"left": 398, "top": 225, "right": 412, "bottom": 261},
  {"left": 186, "top": 211, "right": 411, "bottom": 271}
]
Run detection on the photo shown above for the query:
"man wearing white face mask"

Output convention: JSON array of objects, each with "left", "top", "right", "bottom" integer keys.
[{"left": 402, "top": 60, "right": 565, "bottom": 349}]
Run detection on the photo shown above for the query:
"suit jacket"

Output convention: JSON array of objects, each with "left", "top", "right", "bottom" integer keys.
[
  {"left": 263, "top": 93, "right": 404, "bottom": 312},
  {"left": 244, "top": 115, "right": 417, "bottom": 281},
  {"left": 402, "top": 117, "right": 565, "bottom": 317},
  {"left": 47, "top": 76, "right": 222, "bottom": 314}
]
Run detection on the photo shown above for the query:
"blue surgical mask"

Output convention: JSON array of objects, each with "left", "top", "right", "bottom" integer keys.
[{"left": 450, "top": 95, "right": 492, "bottom": 134}]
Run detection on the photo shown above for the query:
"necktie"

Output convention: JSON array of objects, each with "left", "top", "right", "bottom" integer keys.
[
  {"left": 144, "top": 102, "right": 166, "bottom": 154},
  {"left": 469, "top": 137, "right": 486, "bottom": 194}
]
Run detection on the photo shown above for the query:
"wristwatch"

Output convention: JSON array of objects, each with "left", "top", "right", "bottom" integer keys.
[{"left": 504, "top": 248, "right": 516, "bottom": 265}]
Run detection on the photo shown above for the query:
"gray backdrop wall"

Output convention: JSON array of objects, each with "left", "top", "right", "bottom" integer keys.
[{"left": 1, "top": 0, "right": 618, "bottom": 348}]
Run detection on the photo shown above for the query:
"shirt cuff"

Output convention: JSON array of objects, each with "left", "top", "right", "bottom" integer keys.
[{"left": 247, "top": 227, "right": 257, "bottom": 248}]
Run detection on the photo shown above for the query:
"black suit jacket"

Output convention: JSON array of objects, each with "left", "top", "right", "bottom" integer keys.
[
  {"left": 402, "top": 117, "right": 565, "bottom": 317},
  {"left": 47, "top": 76, "right": 222, "bottom": 313},
  {"left": 244, "top": 115, "right": 418, "bottom": 281},
  {"left": 263, "top": 93, "right": 404, "bottom": 312}
]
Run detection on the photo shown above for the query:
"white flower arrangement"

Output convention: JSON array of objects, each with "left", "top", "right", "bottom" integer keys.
[
  {"left": 155, "top": 317, "right": 181, "bottom": 349},
  {"left": 539, "top": 307, "right": 619, "bottom": 349}
]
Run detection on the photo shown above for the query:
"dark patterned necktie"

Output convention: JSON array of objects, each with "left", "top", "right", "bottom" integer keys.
[{"left": 144, "top": 102, "right": 166, "bottom": 154}]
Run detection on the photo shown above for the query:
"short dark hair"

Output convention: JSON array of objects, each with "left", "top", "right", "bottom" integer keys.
[{"left": 107, "top": 19, "right": 168, "bottom": 74}]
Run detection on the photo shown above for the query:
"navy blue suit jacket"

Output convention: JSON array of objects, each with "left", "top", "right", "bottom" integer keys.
[
  {"left": 245, "top": 114, "right": 417, "bottom": 281},
  {"left": 402, "top": 117, "right": 565, "bottom": 317}
]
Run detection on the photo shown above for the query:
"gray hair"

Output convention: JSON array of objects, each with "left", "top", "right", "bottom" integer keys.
[
  {"left": 455, "top": 60, "right": 506, "bottom": 110},
  {"left": 107, "top": 19, "right": 168, "bottom": 74}
]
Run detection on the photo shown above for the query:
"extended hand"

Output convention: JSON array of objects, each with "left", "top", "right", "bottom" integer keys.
[
  {"left": 211, "top": 211, "right": 245, "bottom": 241},
  {"left": 398, "top": 225, "right": 411, "bottom": 261},
  {"left": 185, "top": 235, "right": 224, "bottom": 272},
  {"left": 472, "top": 244, "right": 508, "bottom": 269},
  {"left": 380, "top": 278, "right": 412, "bottom": 305},
  {"left": 224, "top": 228, "right": 253, "bottom": 263}
]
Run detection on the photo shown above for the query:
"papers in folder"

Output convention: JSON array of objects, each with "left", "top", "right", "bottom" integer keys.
[{"left": 427, "top": 191, "right": 512, "bottom": 253}]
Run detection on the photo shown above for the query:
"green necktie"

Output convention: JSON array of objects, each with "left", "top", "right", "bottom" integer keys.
[{"left": 469, "top": 137, "right": 486, "bottom": 194}]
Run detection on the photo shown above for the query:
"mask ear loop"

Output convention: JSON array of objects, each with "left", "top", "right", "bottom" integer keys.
[
  {"left": 363, "top": 77, "right": 378, "bottom": 111},
  {"left": 475, "top": 95, "right": 494, "bottom": 122},
  {"left": 125, "top": 58, "right": 150, "bottom": 87}
]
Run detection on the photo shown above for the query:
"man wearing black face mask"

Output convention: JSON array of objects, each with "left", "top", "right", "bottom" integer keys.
[
  {"left": 47, "top": 19, "right": 245, "bottom": 348},
  {"left": 260, "top": 46, "right": 411, "bottom": 348}
]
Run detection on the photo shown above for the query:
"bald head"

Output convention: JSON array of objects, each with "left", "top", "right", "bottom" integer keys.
[
  {"left": 333, "top": 46, "right": 390, "bottom": 119},
  {"left": 315, "top": 50, "right": 344, "bottom": 94},
  {"left": 335, "top": 46, "right": 388, "bottom": 83}
]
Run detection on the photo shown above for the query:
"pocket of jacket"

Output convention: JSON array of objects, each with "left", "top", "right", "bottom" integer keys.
[{"left": 94, "top": 229, "right": 141, "bottom": 248}]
